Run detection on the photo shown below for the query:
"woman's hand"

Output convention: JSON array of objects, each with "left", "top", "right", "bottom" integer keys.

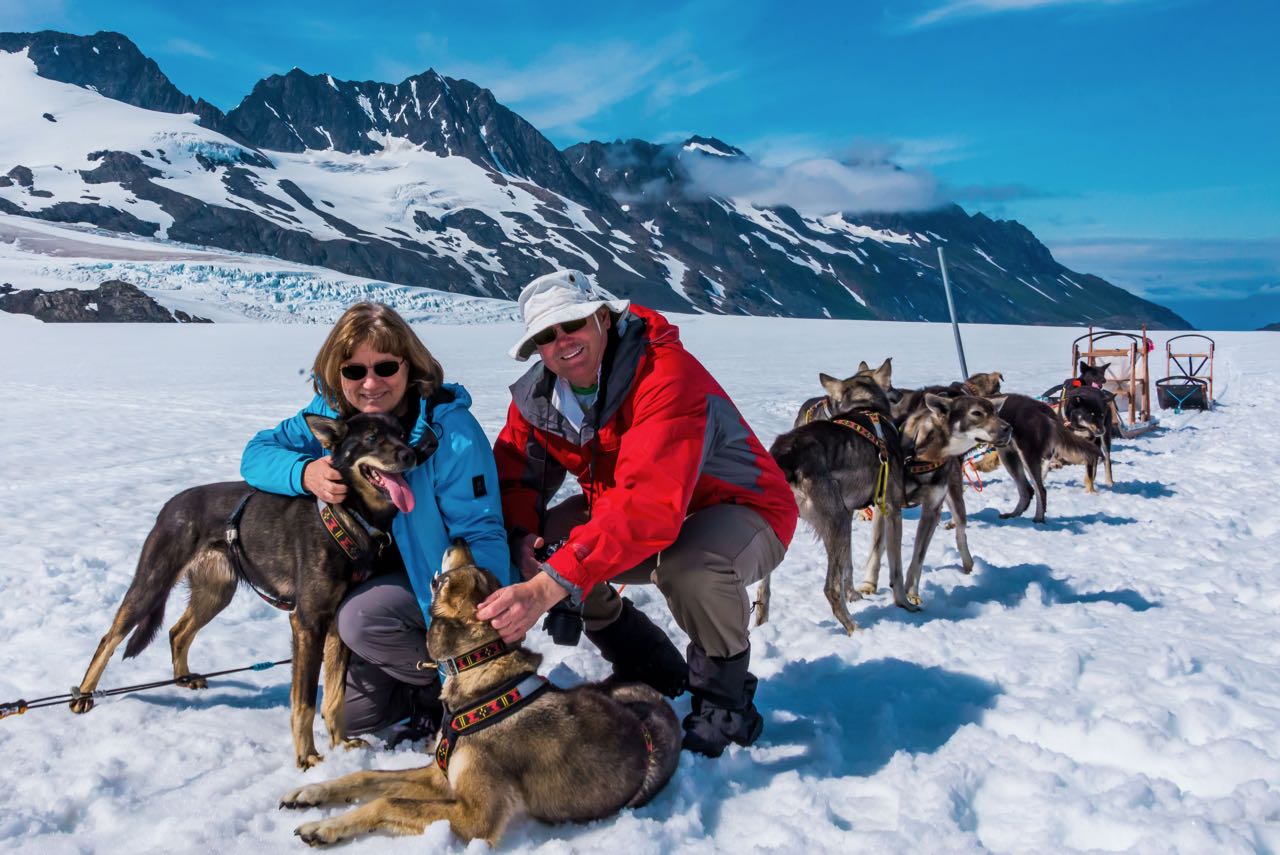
[
  {"left": 512, "top": 532, "right": 546, "bottom": 581},
  {"left": 476, "top": 572, "right": 568, "bottom": 644},
  {"left": 304, "top": 457, "right": 347, "bottom": 503}
]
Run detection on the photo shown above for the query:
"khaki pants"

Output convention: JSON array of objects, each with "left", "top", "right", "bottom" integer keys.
[{"left": 541, "top": 497, "right": 785, "bottom": 658}]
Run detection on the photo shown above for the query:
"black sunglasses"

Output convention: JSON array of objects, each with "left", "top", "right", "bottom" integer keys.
[
  {"left": 339, "top": 359, "right": 404, "bottom": 381},
  {"left": 531, "top": 316, "right": 590, "bottom": 348}
]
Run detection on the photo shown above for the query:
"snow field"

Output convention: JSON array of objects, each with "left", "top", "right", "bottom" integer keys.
[{"left": 0, "top": 316, "right": 1276, "bottom": 853}]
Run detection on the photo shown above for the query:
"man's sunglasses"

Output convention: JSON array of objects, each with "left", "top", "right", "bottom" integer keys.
[
  {"left": 531, "top": 316, "right": 590, "bottom": 348},
  {"left": 339, "top": 359, "right": 404, "bottom": 381}
]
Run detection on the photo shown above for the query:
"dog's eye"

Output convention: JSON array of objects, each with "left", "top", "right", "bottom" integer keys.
[{"left": 365, "top": 433, "right": 377, "bottom": 444}]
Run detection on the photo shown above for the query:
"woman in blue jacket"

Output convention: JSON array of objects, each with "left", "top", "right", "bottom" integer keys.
[{"left": 241, "top": 302, "right": 509, "bottom": 741}]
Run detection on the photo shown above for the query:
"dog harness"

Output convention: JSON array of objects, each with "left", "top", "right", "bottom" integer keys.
[
  {"left": 906, "top": 457, "right": 948, "bottom": 475},
  {"left": 435, "top": 672, "right": 550, "bottom": 772},
  {"left": 801, "top": 397, "right": 833, "bottom": 424},
  {"left": 315, "top": 499, "right": 389, "bottom": 582},
  {"left": 435, "top": 639, "right": 512, "bottom": 678},
  {"left": 831, "top": 411, "right": 895, "bottom": 515},
  {"left": 222, "top": 491, "right": 389, "bottom": 612},
  {"left": 225, "top": 490, "right": 296, "bottom": 611}
]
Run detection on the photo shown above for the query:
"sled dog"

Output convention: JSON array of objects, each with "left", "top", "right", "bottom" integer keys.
[
  {"left": 859, "top": 394, "right": 1011, "bottom": 604},
  {"left": 71, "top": 412, "right": 431, "bottom": 768},
  {"left": 794, "top": 357, "right": 893, "bottom": 426},
  {"left": 281, "top": 543, "right": 680, "bottom": 847},
  {"left": 890, "top": 370, "right": 1004, "bottom": 422},
  {"left": 993, "top": 394, "right": 1101, "bottom": 523},
  {"left": 767, "top": 369, "right": 908, "bottom": 634},
  {"left": 1060, "top": 362, "right": 1116, "bottom": 491}
]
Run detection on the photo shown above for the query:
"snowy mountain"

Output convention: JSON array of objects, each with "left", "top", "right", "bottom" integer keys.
[{"left": 0, "top": 30, "right": 1189, "bottom": 328}]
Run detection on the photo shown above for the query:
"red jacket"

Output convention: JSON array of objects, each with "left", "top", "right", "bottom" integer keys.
[{"left": 494, "top": 305, "right": 797, "bottom": 592}]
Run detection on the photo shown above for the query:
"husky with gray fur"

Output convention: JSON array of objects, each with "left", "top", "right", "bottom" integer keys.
[
  {"left": 281, "top": 543, "right": 680, "bottom": 847},
  {"left": 765, "top": 369, "right": 908, "bottom": 634},
  {"left": 793, "top": 357, "right": 894, "bottom": 427},
  {"left": 994, "top": 393, "right": 1101, "bottom": 523},
  {"left": 859, "top": 394, "right": 1011, "bottom": 604}
]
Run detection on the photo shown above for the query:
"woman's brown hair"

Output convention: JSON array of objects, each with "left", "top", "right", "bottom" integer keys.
[{"left": 312, "top": 302, "right": 444, "bottom": 416}]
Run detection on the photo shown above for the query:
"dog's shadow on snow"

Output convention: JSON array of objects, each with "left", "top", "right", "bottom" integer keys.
[
  {"left": 969, "top": 507, "right": 1138, "bottom": 532},
  {"left": 1105, "top": 480, "right": 1175, "bottom": 498},
  {"left": 854, "top": 560, "right": 1157, "bottom": 631},
  {"left": 679, "top": 656, "right": 998, "bottom": 833},
  {"left": 130, "top": 680, "right": 291, "bottom": 711}
]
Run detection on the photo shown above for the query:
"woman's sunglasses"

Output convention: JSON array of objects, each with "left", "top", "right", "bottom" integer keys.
[
  {"left": 531, "top": 316, "right": 590, "bottom": 348},
  {"left": 339, "top": 359, "right": 404, "bottom": 381}
]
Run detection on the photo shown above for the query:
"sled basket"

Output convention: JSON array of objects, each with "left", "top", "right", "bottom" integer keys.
[{"left": 1156, "top": 376, "right": 1210, "bottom": 412}]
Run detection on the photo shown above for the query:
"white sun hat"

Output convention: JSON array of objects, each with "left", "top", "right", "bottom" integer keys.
[{"left": 508, "top": 269, "right": 630, "bottom": 361}]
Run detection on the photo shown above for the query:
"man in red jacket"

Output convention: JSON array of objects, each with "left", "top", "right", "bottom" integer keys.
[{"left": 478, "top": 269, "right": 798, "bottom": 756}]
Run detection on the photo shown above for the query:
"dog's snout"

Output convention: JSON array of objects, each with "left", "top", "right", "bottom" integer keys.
[{"left": 396, "top": 446, "right": 415, "bottom": 468}]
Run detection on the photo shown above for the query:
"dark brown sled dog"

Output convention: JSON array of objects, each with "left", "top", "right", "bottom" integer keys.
[
  {"left": 70, "top": 411, "right": 431, "bottom": 768},
  {"left": 281, "top": 543, "right": 681, "bottom": 847},
  {"left": 994, "top": 394, "right": 1101, "bottom": 523}
]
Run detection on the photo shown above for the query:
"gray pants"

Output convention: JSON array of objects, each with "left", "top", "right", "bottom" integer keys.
[
  {"left": 543, "top": 497, "right": 786, "bottom": 658},
  {"left": 335, "top": 572, "right": 437, "bottom": 735}
]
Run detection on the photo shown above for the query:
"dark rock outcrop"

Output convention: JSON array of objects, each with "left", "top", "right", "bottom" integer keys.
[{"left": 0, "top": 280, "right": 210, "bottom": 322}]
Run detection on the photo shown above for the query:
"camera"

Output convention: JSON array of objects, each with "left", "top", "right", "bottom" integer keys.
[{"left": 536, "top": 539, "right": 583, "bottom": 647}]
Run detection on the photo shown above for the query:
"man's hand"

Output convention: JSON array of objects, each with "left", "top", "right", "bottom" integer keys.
[
  {"left": 476, "top": 572, "right": 569, "bottom": 644},
  {"left": 304, "top": 458, "right": 347, "bottom": 504},
  {"left": 512, "top": 532, "right": 546, "bottom": 581}
]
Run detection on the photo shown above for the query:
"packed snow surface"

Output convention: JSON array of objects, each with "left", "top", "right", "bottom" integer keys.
[{"left": 0, "top": 313, "right": 1277, "bottom": 854}]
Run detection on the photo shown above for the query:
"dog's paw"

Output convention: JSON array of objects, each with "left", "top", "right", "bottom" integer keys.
[
  {"left": 944, "top": 520, "right": 957, "bottom": 531},
  {"left": 178, "top": 674, "right": 208, "bottom": 690},
  {"left": 855, "top": 581, "right": 876, "bottom": 596},
  {"left": 69, "top": 698, "right": 94, "bottom": 715},
  {"left": 907, "top": 592, "right": 923, "bottom": 607},
  {"left": 340, "top": 737, "right": 369, "bottom": 751},
  {"left": 961, "top": 559, "right": 974, "bottom": 575},
  {"left": 296, "top": 752, "right": 324, "bottom": 770},
  {"left": 295, "top": 820, "right": 343, "bottom": 847},
  {"left": 280, "top": 784, "right": 329, "bottom": 810},
  {"left": 998, "top": 510, "right": 1019, "bottom": 519}
]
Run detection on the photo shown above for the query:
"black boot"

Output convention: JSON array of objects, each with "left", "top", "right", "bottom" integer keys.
[
  {"left": 388, "top": 679, "right": 443, "bottom": 748},
  {"left": 585, "top": 598, "right": 689, "bottom": 698},
  {"left": 681, "top": 644, "right": 763, "bottom": 758}
]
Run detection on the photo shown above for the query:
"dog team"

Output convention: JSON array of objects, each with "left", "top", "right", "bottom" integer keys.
[{"left": 71, "top": 269, "right": 1112, "bottom": 846}]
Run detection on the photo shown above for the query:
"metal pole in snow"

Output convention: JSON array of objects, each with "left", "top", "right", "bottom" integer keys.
[{"left": 937, "top": 246, "right": 969, "bottom": 380}]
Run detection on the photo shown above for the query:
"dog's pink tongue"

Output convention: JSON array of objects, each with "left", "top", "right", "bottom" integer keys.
[{"left": 382, "top": 472, "right": 415, "bottom": 514}]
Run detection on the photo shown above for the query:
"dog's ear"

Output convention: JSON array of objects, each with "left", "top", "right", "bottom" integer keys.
[
  {"left": 856, "top": 360, "right": 870, "bottom": 373},
  {"left": 1098, "top": 361, "right": 1110, "bottom": 374},
  {"left": 871, "top": 358, "right": 892, "bottom": 390},
  {"left": 819, "top": 373, "right": 843, "bottom": 397},
  {"left": 923, "top": 393, "right": 951, "bottom": 417},
  {"left": 475, "top": 568, "right": 502, "bottom": 600},
  {"left": 414, "top": 429, "right": 439, "bottom": 465},
  {"left": 987, "top": 395, "right": 1008, "bottom": 413},
  {"left": 304, "top": 414, "right": 347, "bottom": 451}
]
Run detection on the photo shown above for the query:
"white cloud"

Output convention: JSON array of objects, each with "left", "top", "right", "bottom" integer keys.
[
  {"left": 909, "top": 0, "right": 1145, "bottom": 28},
  {"left": 683, "top": 153, "right": 943, "bottom": 215},
  {"left": 1048, "top": 236, "right": 1280, "bottom": 301},
  {"left": 440, "top": 36, "right": 735, "bottom": 139},
  {"left": 162, "top": 38, "right": 213, "bottom": 60}
]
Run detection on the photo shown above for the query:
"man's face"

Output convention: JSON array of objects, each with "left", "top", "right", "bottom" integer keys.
[{"left": 535, "top": 308, "right": 611, "bottom": 388}]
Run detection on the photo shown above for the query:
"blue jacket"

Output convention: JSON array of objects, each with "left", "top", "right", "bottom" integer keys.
[{"left": 240, "top": 383, "right": 511, "bottom": 617}]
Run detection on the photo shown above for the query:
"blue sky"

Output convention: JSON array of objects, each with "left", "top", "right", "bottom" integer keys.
[{"left": 3, "top": 0, "right": 1277, "bottom": 328}]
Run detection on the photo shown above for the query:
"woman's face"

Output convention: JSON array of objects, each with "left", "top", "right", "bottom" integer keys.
[{"left": 340, "top": 342, "right": 409, "bottom": 415}]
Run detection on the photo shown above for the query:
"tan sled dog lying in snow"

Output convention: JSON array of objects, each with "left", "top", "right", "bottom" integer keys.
[{"left": 280, "top": 542, "right": 681, "bottom": 847}]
